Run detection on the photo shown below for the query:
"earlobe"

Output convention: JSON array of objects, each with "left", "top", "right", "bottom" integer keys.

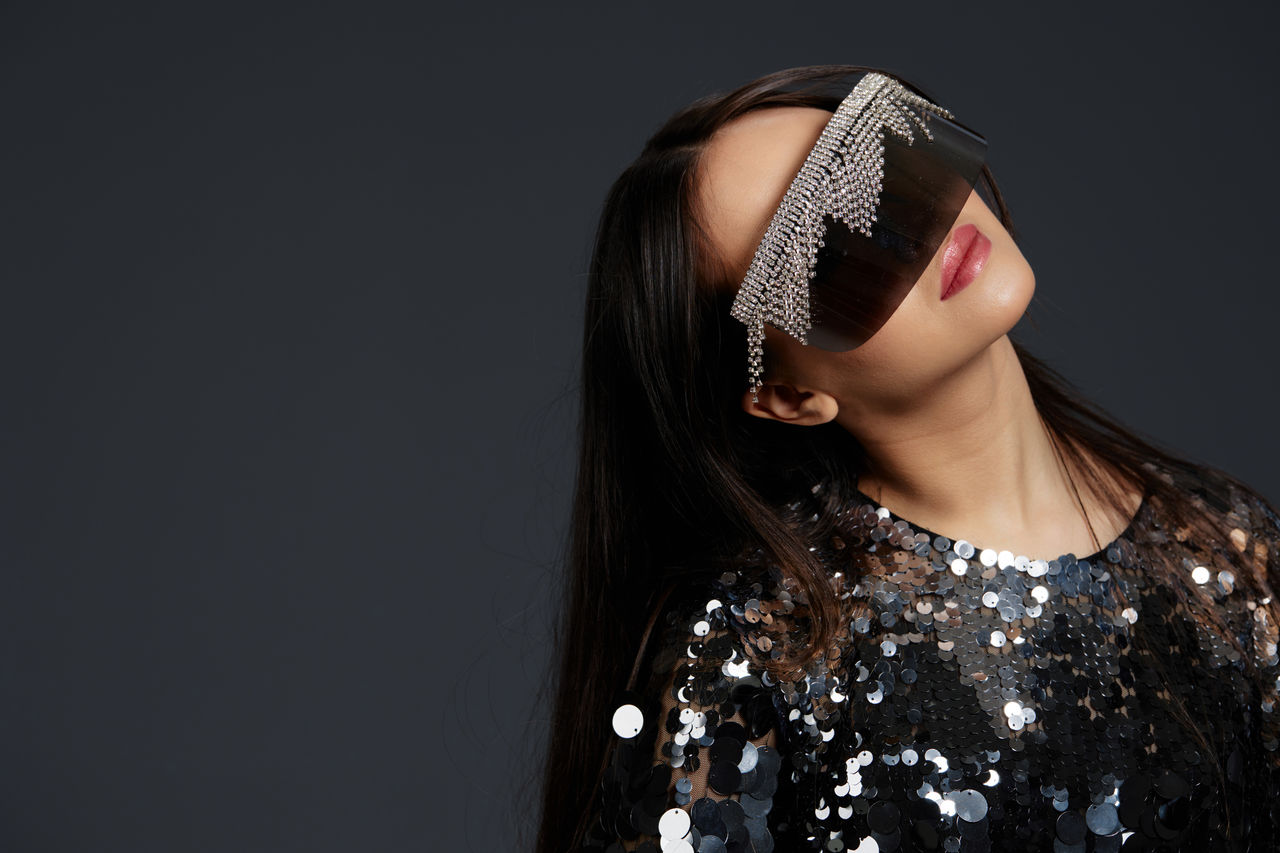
[{"left": 741, "top": 383, "right": 838, "bottom": 426}]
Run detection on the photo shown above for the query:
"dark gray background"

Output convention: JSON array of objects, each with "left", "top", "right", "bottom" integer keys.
[{"left": 2, "top": 1, "right": 1276, "bottom": 851}]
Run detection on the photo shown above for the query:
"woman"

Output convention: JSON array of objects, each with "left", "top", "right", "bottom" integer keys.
[{"left": 533, "top": 64, "right": 1280, "bottom": 852}]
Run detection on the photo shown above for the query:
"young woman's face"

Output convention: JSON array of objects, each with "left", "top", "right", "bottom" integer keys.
[{"left": 694, "top": 106, "right": 1036, "bottom": 421}]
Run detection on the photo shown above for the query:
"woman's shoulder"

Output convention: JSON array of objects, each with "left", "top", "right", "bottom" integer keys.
[
  {"left": 1130, "top": 458, "right": 1280, "bottom": 697},
  {"left": 1133, "top": 457, "right": 1278, "bottom": 571},
  {"left": 646, "top": 561, "right": 797, "bottom": 680}
]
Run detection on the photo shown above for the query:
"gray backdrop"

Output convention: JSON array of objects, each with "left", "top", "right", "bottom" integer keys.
[{"left": 2, "top": 1, "right": 1277, "bottom": 851}]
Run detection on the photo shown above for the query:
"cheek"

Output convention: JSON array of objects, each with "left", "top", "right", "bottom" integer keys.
[
  {"left": 838, "top": 290, "right": 942, "bottom": 388},
  {"left": 841, "top": 238, "right": 1036, "bottom": 386}
]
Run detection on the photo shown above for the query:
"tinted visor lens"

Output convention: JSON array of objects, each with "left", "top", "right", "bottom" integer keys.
[{"left": 806, "top": 113, "right": 987, "bottom": 352}]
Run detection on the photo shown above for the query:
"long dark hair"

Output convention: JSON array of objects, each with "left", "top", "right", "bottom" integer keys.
[{"left": 529, "top": 63, "right": 1280, "bottom": 853}]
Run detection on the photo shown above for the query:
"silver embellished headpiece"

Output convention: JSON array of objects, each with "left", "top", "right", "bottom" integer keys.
[{"left": 728, "top": 72, "right": 957, "bottom": 402}]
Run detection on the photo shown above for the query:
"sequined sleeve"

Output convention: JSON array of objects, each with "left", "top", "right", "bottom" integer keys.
[
  {"left": 580, "top": 581, "right": 785, "bottom": 853},
  {"left": 1245, "top": 493, "right": 1280, "bottom": 760}
]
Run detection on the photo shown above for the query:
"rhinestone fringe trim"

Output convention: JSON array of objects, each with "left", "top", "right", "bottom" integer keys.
[{"left": 727, "top": 72, "right": 956, "bottom": 403}]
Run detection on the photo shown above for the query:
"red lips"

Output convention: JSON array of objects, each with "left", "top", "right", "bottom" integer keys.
[{"left": 940, "top": 224, "right": 991, "bottom": 300}]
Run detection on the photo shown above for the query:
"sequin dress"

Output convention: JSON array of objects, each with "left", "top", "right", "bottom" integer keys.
[{"left": 579, "top": 464, "right": 1280, "bottom": 853}]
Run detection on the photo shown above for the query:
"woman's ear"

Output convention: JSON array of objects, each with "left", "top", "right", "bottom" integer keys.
[{"left": 741, "top": 381, "right": 838, "bottom": 425}]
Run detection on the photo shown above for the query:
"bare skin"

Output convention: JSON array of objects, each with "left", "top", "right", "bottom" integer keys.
[{"left": 694, "top": 106, "right": 1142, "bottom": 561}]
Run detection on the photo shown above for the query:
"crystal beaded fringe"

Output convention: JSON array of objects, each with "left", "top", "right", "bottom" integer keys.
[{"left": 727, "top": 72, "right": 956, "bottom": 402}]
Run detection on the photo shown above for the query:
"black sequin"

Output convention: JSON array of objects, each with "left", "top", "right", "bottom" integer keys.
[{"left": 580, "top": 461, "right": 1280, "bottom": 852}]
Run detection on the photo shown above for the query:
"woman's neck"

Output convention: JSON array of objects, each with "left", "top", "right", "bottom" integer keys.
[{"left": 840, "top": 336, "right": 1136, "bottom": 561}]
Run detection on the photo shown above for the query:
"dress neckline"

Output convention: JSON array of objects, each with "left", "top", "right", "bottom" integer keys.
[{"left": 849, "top": 483, "right": 1150, "bottom": 565}]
